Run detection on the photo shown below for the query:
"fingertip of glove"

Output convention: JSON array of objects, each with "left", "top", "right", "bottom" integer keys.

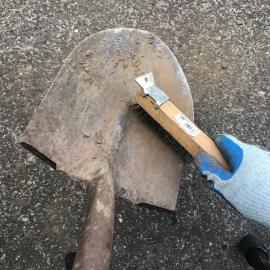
[
  {"left": 215, "top": 134, "right": 244, "bottom": 148},
  {"left": 195, "top": 152, "right": 231, "bottom": 180},
  {"left": 214, "top": 134, "right": 244, "bottom": 171}
]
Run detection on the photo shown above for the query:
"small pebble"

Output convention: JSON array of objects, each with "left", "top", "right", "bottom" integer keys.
[
  {"left": 26, "top": 180, "right": 32, "bottom": 186},
  {"left": 27, "top": 155, "right": 35, "bottom": 163},
  {"left": 83, "top": 133, "right": 90, "bottom": 138},
  {"left": 221, "top": 63, "right": 228, "bottom": 70},
  {"left": 258, "top": 91, "right": 265, "bottom": 97},
  {"left": 21, "top": 217, "right": 29, "bottom": 223}
]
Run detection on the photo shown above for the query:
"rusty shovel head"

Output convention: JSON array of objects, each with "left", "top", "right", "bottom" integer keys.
[{"left": 21, "top": 28, "right": 194, "bottom": 211}]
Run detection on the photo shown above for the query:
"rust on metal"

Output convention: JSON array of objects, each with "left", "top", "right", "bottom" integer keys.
[{"left": 20, "top": 28, "right": 194, "bottom": 269}]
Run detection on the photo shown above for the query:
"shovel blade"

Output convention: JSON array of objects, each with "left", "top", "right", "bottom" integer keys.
[{"left": 21, "top": 28, "right": 194, "bottom": 210}]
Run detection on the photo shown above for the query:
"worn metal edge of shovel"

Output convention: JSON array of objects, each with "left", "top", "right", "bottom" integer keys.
[{"left": 19, "top": 28, "right": 194, "bottom": 270}]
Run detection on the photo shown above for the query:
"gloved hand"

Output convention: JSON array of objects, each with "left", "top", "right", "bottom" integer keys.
[{"left": 195, "top": 134, "right": 270, "bottom": 228}]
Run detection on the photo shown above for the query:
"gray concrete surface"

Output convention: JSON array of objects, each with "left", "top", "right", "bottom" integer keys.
[{"left": 0, "top": 0, "right": 269, "bottom": 269}]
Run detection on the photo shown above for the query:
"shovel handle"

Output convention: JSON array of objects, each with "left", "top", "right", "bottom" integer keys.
[{"left": 72, "top": 174, "right": 115, "bottom": 270}]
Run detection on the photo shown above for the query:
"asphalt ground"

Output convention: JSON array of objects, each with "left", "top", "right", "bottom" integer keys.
[{"left": 0, "top": 1, "right": 269, "bottom": 269}]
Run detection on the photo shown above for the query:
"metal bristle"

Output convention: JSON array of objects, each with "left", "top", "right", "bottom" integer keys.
[{"left": 134, "top": 105, "right": 193, "bottom": 164}]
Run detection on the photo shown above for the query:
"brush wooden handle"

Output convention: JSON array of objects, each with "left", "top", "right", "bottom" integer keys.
[{"left": 136, "top": 93, "right": 230, "bottom": 171}]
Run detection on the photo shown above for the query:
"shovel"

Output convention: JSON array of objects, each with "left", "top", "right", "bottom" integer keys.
[{"left": 20, "top": 28, "right": 194, "bottom": 270}]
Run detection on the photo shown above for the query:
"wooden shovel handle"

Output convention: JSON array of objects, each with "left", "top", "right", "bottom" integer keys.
[
  {"left": 72, "top": 174, "right": 115, "bottom": 270},
  {"left": 136, "top": 93, "right": 230, "bottom": 171}
]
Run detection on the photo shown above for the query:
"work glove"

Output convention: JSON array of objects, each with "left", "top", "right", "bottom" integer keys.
[{"left": 195, "top": 134, "right": 270, "bottom": 229}]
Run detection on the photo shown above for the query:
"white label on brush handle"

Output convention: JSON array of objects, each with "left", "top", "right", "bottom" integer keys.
[{"left": 175, "top": 113, "right": 201, "bottom": 137}]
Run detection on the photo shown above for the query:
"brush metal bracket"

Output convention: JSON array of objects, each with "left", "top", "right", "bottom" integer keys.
[{"left": 135, "top": 72, "right": 170, "bottom": 109}]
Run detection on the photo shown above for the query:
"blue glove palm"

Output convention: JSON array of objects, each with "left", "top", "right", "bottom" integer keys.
[{"left": 196, "top": 134, "right": 270, "bottom": 228}]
